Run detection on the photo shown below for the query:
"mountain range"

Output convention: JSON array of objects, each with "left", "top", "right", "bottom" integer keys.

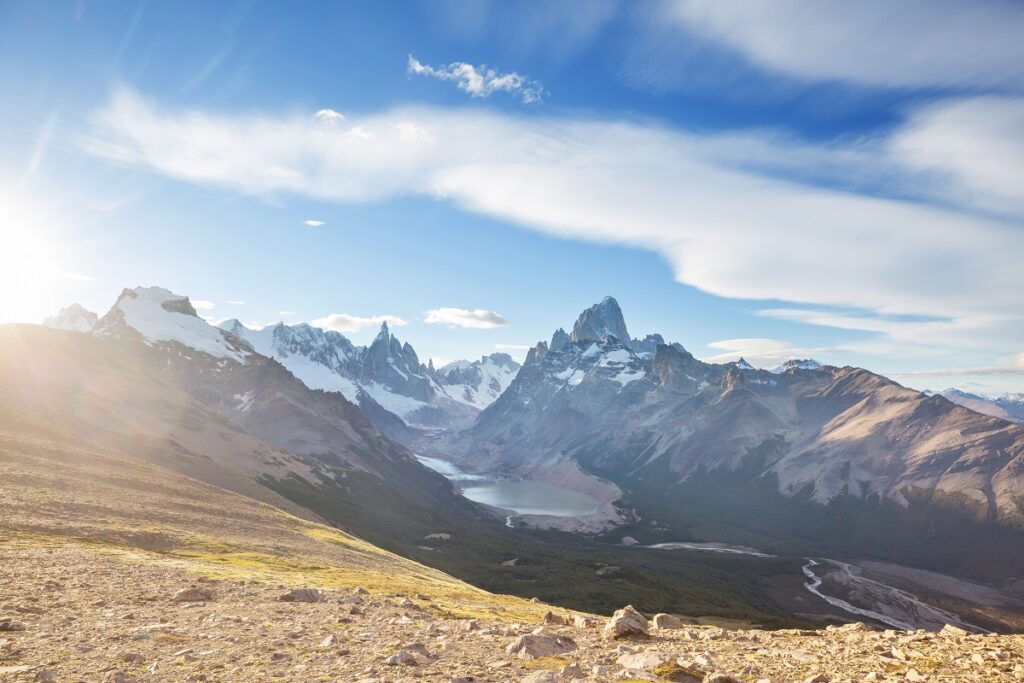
[{"left": 31, "top": 288, "right": 1024, "bottom": 624}]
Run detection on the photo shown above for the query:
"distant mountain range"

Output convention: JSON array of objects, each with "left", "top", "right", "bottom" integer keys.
[{"left": 930, "top": 388, "right": 1024, "bottom": 425}]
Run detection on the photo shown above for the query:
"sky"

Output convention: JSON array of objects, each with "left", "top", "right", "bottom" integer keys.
[{"left": 1, "top": 0, "right": 1023, "bottom": 395}]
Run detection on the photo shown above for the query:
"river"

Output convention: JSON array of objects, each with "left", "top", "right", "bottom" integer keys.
[{"left": 646, "top": 543, "right": 986, "bottom": 632}]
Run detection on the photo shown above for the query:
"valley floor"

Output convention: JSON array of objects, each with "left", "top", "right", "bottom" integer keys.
[{"left": 2, "top": 542, "right": 1023, "bottom": 682}]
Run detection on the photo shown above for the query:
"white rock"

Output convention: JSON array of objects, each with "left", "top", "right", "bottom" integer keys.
[{"left": 604, "top": 605, "right": 648, "bottom": 638}]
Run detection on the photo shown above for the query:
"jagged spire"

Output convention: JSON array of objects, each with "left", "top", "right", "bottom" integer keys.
[{"left": 571, "top": 296, "right": 631, "bottom": 348}]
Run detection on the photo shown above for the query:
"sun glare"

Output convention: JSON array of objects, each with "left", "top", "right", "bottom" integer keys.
[{"left": 0, "top": 189, "right": 72, "bottom": 324}]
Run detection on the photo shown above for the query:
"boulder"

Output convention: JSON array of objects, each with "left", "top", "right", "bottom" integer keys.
[
  {"left": 604, "top": 605, "right": 648, "bottom": 638},
  {"left": 505, "top": 630, "right": 578, "bottom": 659},
  {"left": 542, "top": 611, "right": 567, "bottom": 625},
  {"left": 653, "top": 613, "right": 684, "bottom": 630},
  {"left": 520, "top": 672, "right": 560, "bottom": 683},
  {"left": 279, "top": 588, "right": 322, "bottom": 603},
  {"left": 617, "top": 649, "right": 671, "bottom": 669},
  {"left": 172, "top": 587, "right": 214, "bottom": 602},
  {"left": 386, "top": 642, "right": 431, "bottom": 666}
]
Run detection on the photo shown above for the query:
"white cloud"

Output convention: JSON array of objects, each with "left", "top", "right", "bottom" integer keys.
[
  {"left": 310, "top": 313, "right": 408, "bottom": 333},
  {"left": 496, "top": 343, "right": 532, "bottom": 350},
  {"left": 84, "top": 88, "right": 1024, "bottom": 362},
  {"left": 226, "top": 300, "right": 246, "bottom": 305},
  {"left": 304, "top": 219, "right": 325, "bottom": 227},
  {"left": 408, "top": 55, "right": 544, "bottom": 103},
  {"left": 278, "top": 310, "right": 296, "bottom": 317},
  {"left": 314, "top": 109, "right": 345, "bottom": 125},
  {"left": 703, "top": 338, "right": 835, "bottom": 367},
  {"left": 890, "top": 97, "right": 1024, "bottom": 215},
  {"left": 424, "top": 307, "right": 509, "bottom": 329},
  {"left": 660, "top": 0, "right": 1024, "bottom": 91},
  {"left": 191, "top": 299, "right": 215, "bottom": 310}
]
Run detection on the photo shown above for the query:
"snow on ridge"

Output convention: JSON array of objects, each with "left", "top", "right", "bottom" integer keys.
[{"left": 113, "top": 286, "right": 249, "bottom": 362}]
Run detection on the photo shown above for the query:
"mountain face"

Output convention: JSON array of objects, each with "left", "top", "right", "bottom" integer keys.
[
  {"left": 434, "top": 353, "right": 521, "bottom": 410},
  {"left": 42, "top": 303, "right": 98, "bottom": 332},
  {"left": 448, "top": 297, "right": 1024, "bottom": 582},
  {"left": 219, "top": 319, "right": 516, "bottom": 430},
  {"left": 936, "top": 388, "right": 1024, "bottom": 425}
]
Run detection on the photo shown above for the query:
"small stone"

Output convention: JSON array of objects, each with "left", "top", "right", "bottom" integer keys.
[
  {"left": 939, "top": 624, "right": 968, "bottom": 637},
  {"left": 0, "top": 620, "right": 26, "bottom": 631},
  {"left": 34, "top": 670, "right": 59, "bottom": 682},
  {"left": 542, "top": 611, "right": 567, "bottom": 625},
  {"left": 905, "top": 670, "right": 927, "bottom": 682},
  {"left": 319, "top": 634, "right": 335, "bottom": 648}
]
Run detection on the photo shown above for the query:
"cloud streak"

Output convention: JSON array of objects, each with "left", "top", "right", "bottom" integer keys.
[
  {"left": 84, "top": 87, "right": 1024, "bottom": 360},
  {"left": 311, "top": 313, "right": 408, "bottom": 333},
  {"left": 408, "top": 55, "right": 544, "bottom": 103},
  {"left": 660, "top": 0, "right": 1024, "bottom": 91},
  {"left": 425, "top": 307, "right": 508, "bottom": 329}
]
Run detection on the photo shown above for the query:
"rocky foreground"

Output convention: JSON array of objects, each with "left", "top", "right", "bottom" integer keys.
[{"left": 1, "top": 546, "right": 1022, "bottom": 682}]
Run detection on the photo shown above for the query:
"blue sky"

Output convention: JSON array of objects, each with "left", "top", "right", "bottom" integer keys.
[{"left": 2, "top": 0, "right": 1023, "bottom": 394}]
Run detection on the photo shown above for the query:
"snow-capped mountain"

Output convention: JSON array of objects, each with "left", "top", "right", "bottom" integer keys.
[
  {"left": 95, "top": 286, "right": 250, "bottom": 362},
  {"left": 434, "top": 353, "right": 521, "bottom": 410},
  {"left": 770, "top": 358, "right": 822, "bottom": 373},
  {"left": 42, "top": 303, "right": 98, "bottom": 332},
  {"left": 936, "top": 388, "right": 1024, "bottom": 425},
  {"left": 219, "top": 319, "right": 511, "bottom": 429}
]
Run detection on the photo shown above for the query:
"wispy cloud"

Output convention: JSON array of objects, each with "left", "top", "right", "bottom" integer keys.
[
  {"left": 425, "top": 307, "right": 508, "bottom": 329},
  {"left": 278, "top": 310, "right": 295, "bottom": 317},
  {"left": 84, "top": 88, "right": 1024, "bottom": 361},
  {"left": 311, "top": 313, "right": 408, "bottom": 333},
  {"left": 496, "top": 343, "right": 532, "bottom": 350},
  {"left": 226, "top": 300, "right": 246, "bottom": 305},
  {"left": 191, "top": 299, "right": 215, "bottom": 310},
  {"left": 407, "top": 55, "right": 544, "bottom": 103},
  {"left": 703, "top": 338, "right": 836, "bottom": 367},
  {"left": 304, "top": 219, "right": 325, "bottom": 227},
  {"left": 313, "top": 109, "right": 345, "bottom": 125},
  {"left": 658, "top": 1, "right": 1024, "bottom": 91}
]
